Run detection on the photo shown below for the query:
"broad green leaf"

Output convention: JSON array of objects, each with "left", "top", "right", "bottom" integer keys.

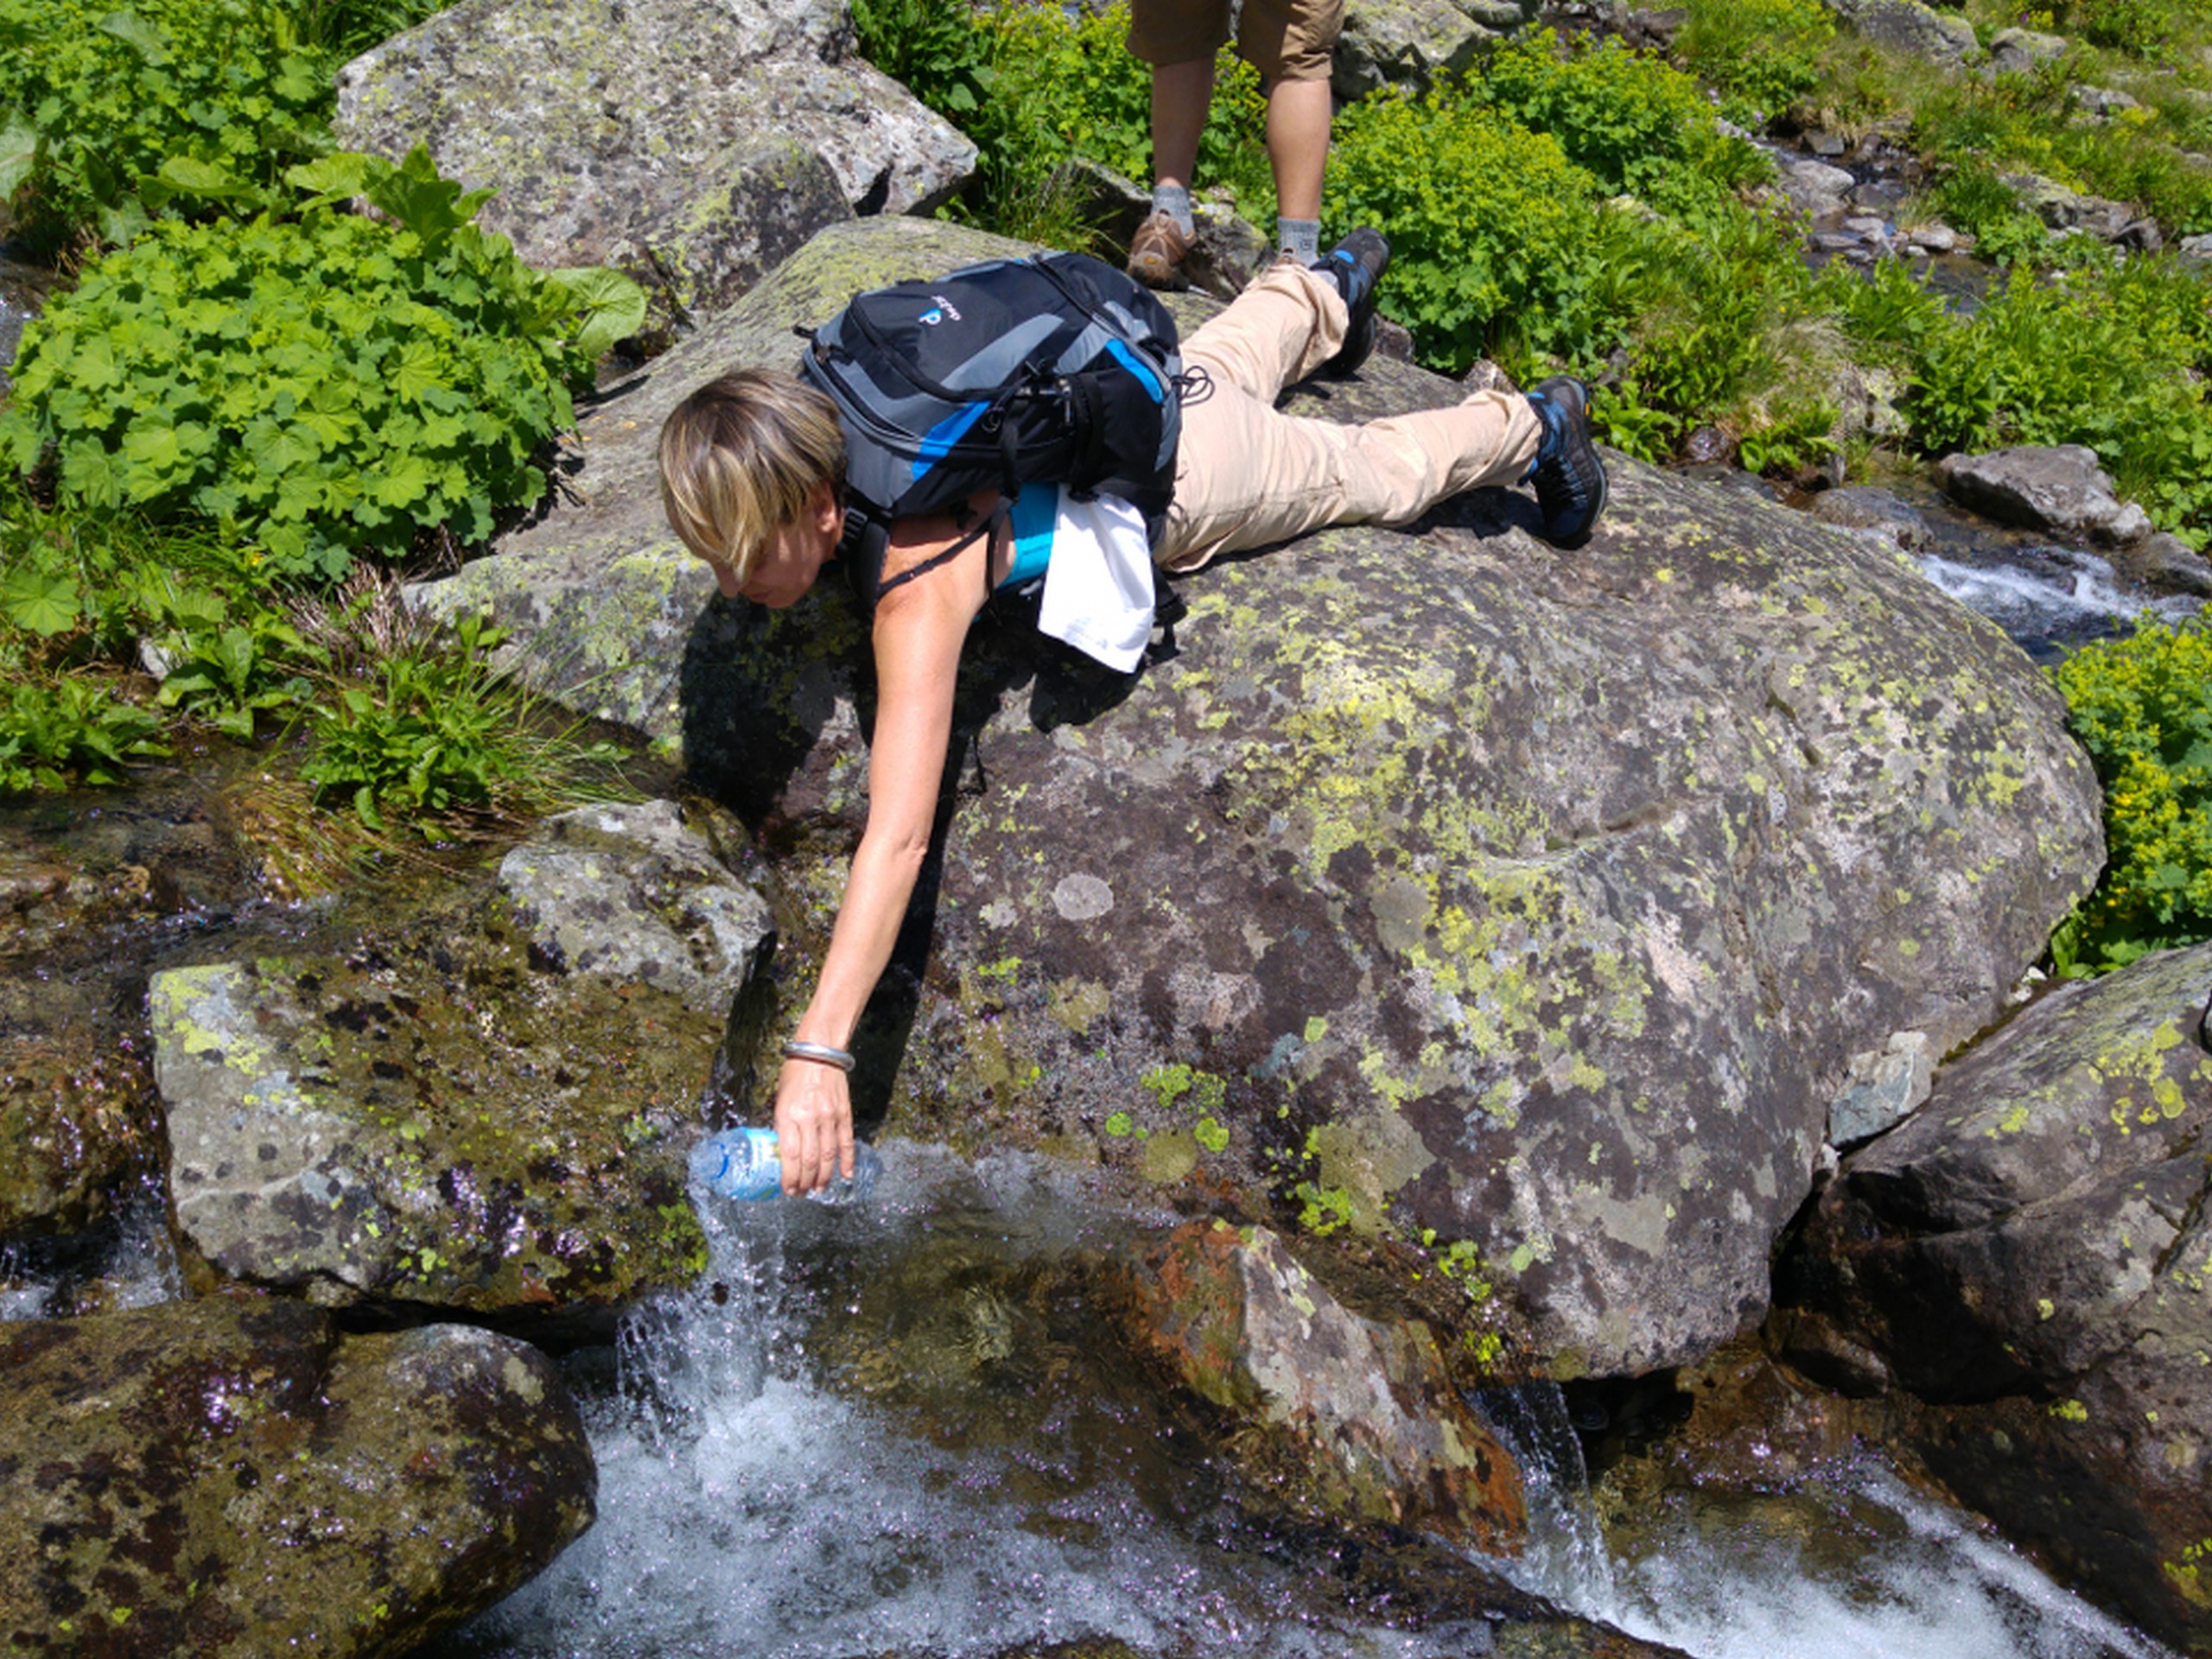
[
  {"left": 155, "top": 156, "right": 251, "bottom": 200},
  {"left": 2, "top": 571, "right": 79, "bottom": 638},
  {"left": 98, "top": 9, "right": 171, "bottom": 64},
  {"left": 0, "top": 114, "right": 38, "bottom": 200},
  {"left": 542, "top": 265, "right": 647, "bottom": 360}
]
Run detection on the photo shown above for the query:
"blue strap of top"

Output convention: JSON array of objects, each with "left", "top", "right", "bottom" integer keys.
[{"left": 997, "top": 486, "right": 1058, "bottom": 591}]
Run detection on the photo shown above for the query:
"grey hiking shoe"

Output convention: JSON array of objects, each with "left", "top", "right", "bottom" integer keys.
[
  {"left": 1525, "top": 377, "right": 1609, "bottom": 545},
  {"left": 1127, "top": 211, "right": 1192, "bottom": 289},
  {"left": 1311, "top": 227, "right": 1390, "bottom": 378}
]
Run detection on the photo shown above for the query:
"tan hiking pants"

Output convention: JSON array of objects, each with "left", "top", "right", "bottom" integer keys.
[{"left": 1156, "top": 261, "right": 1542, "bottom": 574}]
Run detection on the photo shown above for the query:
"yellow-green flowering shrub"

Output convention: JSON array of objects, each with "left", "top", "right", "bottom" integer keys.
[{"left": 2052, "top": 617, "right": 2212, "bottom": 973}]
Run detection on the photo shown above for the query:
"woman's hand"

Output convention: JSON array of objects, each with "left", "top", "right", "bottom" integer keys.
[{"left": 772, "top": 1058, "right": 855, "bottom": 1194}]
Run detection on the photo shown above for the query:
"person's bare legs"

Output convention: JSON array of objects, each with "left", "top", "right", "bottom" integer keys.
[
  {"left": 1150, "top": 57, "right": 1217, "bottom": 193},
  {"left": 1266, "top": 75, "right": 1332, "bottom": 224}
]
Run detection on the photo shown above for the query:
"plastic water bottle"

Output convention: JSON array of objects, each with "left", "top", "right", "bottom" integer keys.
[{"left": 688, "top": 1126, "right": 881, "bottom": 1205}]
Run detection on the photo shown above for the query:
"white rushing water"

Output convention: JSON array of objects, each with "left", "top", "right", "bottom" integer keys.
[
  {"left": 439, "top": 1144, "right": 2178, "bottom": 1659},
  {"left": 1916, "top": 547, "right": 2203, "bottom": 656}
]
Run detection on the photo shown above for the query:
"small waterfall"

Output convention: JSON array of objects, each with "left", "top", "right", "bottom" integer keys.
[
  {"left": 1474, "top": 1379, "right": 1617, "bottom": 1608},
  {"left": 0, "top": 1178, "right": 182, "bottom": 1321}
]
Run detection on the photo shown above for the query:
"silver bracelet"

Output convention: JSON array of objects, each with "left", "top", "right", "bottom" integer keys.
[{"left": 781, "top": 1039, "right": 855, "bottom": 1073}]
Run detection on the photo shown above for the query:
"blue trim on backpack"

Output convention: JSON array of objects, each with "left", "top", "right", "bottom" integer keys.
[
  {"left": 913, "top": 400, "right": 994, "bottom": 480},
  {"left": 1104, "top": 338, "right": 1165, "bottom": 404}
]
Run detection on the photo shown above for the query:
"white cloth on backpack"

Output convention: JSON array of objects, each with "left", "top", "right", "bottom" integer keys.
[{"left": 1035, "top": 491, "right": 1156, "bottom": 673}]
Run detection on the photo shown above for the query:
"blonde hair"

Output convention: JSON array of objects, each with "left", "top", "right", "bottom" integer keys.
[{"left": 657, "top": 369, "right": 846, "bottom": 581}]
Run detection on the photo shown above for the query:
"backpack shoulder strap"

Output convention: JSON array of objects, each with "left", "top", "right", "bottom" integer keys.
[{"left": 849, "top": 502, "right": 1007, "bottom": 612}]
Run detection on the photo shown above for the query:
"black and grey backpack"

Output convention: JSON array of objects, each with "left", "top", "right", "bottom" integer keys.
[{"left": 794, "top": 251, "right": 1185, "bottom": 608}]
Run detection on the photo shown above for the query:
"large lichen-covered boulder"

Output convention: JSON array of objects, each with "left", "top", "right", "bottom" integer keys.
[
  {"left": 1105, "top": 1219, "right": 1528, "bottom": 1553},
  {"left": 149, "top": 800, "right": 766, "bottom": 1330},
  {"left": 1335, "top": 0, "right": 1534, "bottom": 98},
  {"left": 1817, "top": 0, "right": 1979, "bottom": 64},
  {"left": 1771, "top": 943, "right": 2212, "bottom": 1654},
  {"left": 415, "top": 215, "right": 2103, "bottom": 1379},
  {"left": 0, "top": 1295, "right": 593, "bottom": 1657},
  {"left": 332, "top": 0, "right": 973, "bottom": 328}
]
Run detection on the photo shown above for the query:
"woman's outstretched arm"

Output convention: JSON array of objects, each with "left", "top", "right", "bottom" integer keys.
[{"left": 770, "top": 498, "right": 1000, "bottom": 1192}]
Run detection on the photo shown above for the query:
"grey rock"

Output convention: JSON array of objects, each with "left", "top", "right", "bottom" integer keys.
[
  {"left": 1988, "top": 25, "right": 2068, "bottom": 76},
  {"left": 2075, "top": 84, "right": 2141, "bottom": 118},
  {"left": 1817, "top": 0, "right": 1978, "bottom": 64},
  {"left": 2117, "top": 217, "right": 2164, "bottom": 252},
  {"left": 1776, "top": 943, "right": 2212, "bottom": 1654},
  {"left": 1937, "top": 445, "right": 2155, "bottom": 545},
  {"left": 332, "top": 0, "right": 974, "bottom": 328},
  {"left": 2183, "top": 232, "right": 2212, "bottom": 269},
  {"left": 1809, "top": 131, "right": 1850, "bottom": 158},
  {"left": 415, "top": 216, "right": 2104, "bottom": 1377},
  {"left": 2003, "top": 170, "right": 2137, "bottom": 240},
  {"left": 149, "top": 852, "right": 742, "bottom": 1325},
  {"left": 499, "top": 798, "right": 773, "bottom": 1019},
  {"left": 1841, "top": 214, "right": 1890, "bottom": 236},
  {"left": 2109, "top": 531, "right": 2212, "bottom": 598},
  {"left": 1336, "top": 0, "right": 1522, "bottom": 98},
  {"left": 1903, "top": 222, "right": 1957, "bottom": 253},
  {"left": 1776, "top": 157, "right": 1857, "bottom": 216},
  {"left": 1827, "top": 1029, "right": 1934, "bottom": 1147},
  {"left": 0, "top": 1299, "right": 594, "bottom": 1657}
]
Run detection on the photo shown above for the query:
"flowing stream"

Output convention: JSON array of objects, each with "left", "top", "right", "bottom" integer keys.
[{"left": 405, "top": 1143, "right": 2174, "bottom": 1659}]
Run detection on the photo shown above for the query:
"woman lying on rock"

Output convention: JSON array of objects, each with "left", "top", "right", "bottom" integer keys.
[{"left": 655, "top": 229, "right": 1608, "bottom": 1194}]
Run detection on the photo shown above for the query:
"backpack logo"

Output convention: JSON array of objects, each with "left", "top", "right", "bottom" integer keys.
[{"left": 918, "top": 295, "right": 962, "bottom": 327}]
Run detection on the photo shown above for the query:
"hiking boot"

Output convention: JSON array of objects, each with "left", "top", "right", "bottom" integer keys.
[
  {"left": 1311, "top": 227, "right": 1390, "bottom": 378},
  {"left": 1127, "top": 212, "right": 1192, "bottom": 289},
  {"left": 1524, "top": 376, "right": 1609, "bottom": 545}
]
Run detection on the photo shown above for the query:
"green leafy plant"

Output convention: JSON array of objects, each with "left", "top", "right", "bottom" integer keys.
[
  {"left": 149, "top": 594, "right": 323, "bottom": 740},
  {"left": 1674, "top": 0, "right": 1835, "bottom": 123},
  {"left": 301, "top": 611, "right": 625, "bottom": 833},
  {"left": 1, "top": 148, "right": 645, "bottom": 582},
  {"left": 0, "top": 677, "right": 167, "bottom": 791},
  {"left": 1326, "top": 90, "right": 1608, "bottom": 372},
  {"left": 1471, "top": 29, "right": 1770, "bottom": 215},
  {"left": 2050, "top": 616, "right": 2212, "bottom": 973},
  {"left": 0, "top": 0, "right": 337, "bottom": 248}
]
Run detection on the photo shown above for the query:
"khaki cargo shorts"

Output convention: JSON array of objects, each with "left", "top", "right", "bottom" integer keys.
[{"left": 1126, "top": 0, "right": 1344, "bottom": 83}]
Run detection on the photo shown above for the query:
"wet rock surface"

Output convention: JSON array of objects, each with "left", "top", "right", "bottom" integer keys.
[
  {"left": 149, "top": 800, "right": 766, "bottom": 1330},
  {"left": 333, "top": 0, "right": 974, "bottom": 331},
  {"left": 1773, "top": 941, "right": 2212, "bottom": 1652},
  {"left": 1103, "top": 1219, "right": 1528, "bottom": 1552},
  {"left": 420, "top": 215, "right": 2105, "bottom": 1379},
  {"left": 0, "top": 1294, "right": 594, "bottom": 1658},
  {"left": 0, "top": 1018, "right": 159, "bottom": 1243}
]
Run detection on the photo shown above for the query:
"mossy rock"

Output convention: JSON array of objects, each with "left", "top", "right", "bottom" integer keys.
[
  {"left": 1776, "top": 940, "right": 2212, "bottom": 1653},
  {"left": 0, "top": 1295, "right": 593, "bottom": 1657}
]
